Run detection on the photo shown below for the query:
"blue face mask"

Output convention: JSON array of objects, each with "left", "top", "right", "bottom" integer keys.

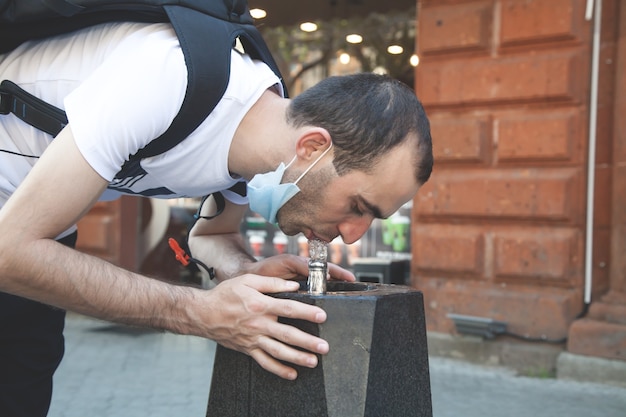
[{"left": 247, "top": 143, "right": 333, "bottom": 224}]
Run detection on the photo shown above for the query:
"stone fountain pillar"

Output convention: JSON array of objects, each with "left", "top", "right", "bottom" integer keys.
[{"left": 206, "top": 282, "right": 432, "bottom": 417}]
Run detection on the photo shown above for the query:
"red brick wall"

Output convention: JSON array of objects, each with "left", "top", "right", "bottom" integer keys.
[
  {"left": 413, "top": 0, "right": 596, "bottom": 339},
  {"left": 77, "top": 197, "right": 141, "bottom": 272}
]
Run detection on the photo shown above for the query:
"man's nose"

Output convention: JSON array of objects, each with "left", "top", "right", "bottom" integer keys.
[{"left": 338, "top": 217, "right": 373, "bottom": 244}]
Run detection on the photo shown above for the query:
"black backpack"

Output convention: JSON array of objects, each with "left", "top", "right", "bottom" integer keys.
[{"left": 0, "top": 0, "right": 287, "bottom": 163}]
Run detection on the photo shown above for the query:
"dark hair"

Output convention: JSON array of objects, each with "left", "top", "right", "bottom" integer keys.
[{"left": 286, "top": 73, "right": 433, "bottom": 184}]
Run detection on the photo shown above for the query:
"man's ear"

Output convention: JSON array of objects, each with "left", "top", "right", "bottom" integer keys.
[{"left": 294, "top": 127, "right": 332, "bottom": 161}]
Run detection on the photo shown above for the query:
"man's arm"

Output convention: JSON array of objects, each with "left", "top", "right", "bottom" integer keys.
[
  {"left": 187, "top": 195, "right": 261, "bottom": 281},
  {"left": 0, "top": 125, "right": 329, "bottom": 380}
]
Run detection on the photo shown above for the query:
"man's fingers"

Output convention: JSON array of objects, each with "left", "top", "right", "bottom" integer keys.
[
  {"left": 240, "top": 275, "right": 327, "bottom": 323},
  {"left": 328, "top": 263, "right": 356, "bottom": 282},
  {"left": 270, "top": 297, "right": 327, "bottom": 324},
  {"left": 249, "top": 331, "right": 325, "bottom": 380},
  {"left": 266, "top": 320, "right": 329, "bottom": 356},
  {"left": 242, "top": 274, "right": 301, "bottom": 294},
  {"left": 249, "top": 347, "right": 299, "bottom": 380}
]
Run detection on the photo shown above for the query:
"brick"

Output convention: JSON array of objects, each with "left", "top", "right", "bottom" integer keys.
[
  {"left": 593, "top": 166, "right": 612, "bottom": 228},
  {"left": 76, "top": 200, "right": 120, "bottom": 261},
  {"left": 589, "top": 301, "right": 626, "bottom": 326},
  {"left": 493, "top": 227, "right": 582, "bottom": 285},
  {"left": 413, "top": 225, "right": 484, "bottom": 275},
  {"left": 418, "top": 277, "right": 580, "bottom": 337},
  {"left": 415, "top": 168, "right": 581, "bottom": 220},
  {"left": 419, "top": 1, "right": 492, "bottom": 55},
  {"left": 568, "top": 318, "right": 626, "bottom": 360},
  {"left": 500, "top": 0, "right": 582, "bottom": 46},
  {"left": 417, "top": 53, "right": 583, "bottom": 106},
  {"left": 76, "top": 215, "right": 113, "bottom": 252},
  {"left": 609, "top": 166, "right": 626, "bottom": 294},
  {"left": 497, "top": 111, "right": 579, "bottom": 162},
  {"left": 589, "top": 227, "right": 611, "bottom": 296},
  {"left": 430, "top": 114, "right": 491, "bottom": 163}
]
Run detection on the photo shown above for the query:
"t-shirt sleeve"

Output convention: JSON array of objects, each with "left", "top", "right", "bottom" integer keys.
[{"left": 64, "top": 25, "right": 187, "bottom": 181}]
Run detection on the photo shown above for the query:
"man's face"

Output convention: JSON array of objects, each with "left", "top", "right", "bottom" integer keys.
[{"left": 277, "top": 139, "right": 420, "bottom": 244}]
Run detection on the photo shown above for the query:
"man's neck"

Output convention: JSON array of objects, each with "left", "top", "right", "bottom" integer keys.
[{"left": 229, "top": 89, "right": 293, "bottom": 180}]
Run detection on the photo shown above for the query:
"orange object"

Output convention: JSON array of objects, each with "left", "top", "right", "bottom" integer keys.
[{"left": 168, "top": 238, "right": 190, "bottom": 266}]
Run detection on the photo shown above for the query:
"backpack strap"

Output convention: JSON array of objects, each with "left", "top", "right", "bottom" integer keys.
[
  {"left": 128, "top": 5, "right": 287, "bottom": 161},
  {"left": 127, "top": 5, "right": 237, "bottom": 161}
]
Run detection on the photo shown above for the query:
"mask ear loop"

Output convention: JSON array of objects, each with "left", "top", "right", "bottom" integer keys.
[
  {"left": 284, "top": 154, "right": 298, "bottom": 170},
  {"left": 293, "top": 142, "right": 333, "bottom": 185}
]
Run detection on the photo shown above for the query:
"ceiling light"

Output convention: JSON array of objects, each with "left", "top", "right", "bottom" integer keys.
[
  {"left": 339, "top": 53, "right": 351, "bottom": 65},
  {"left": 300, "top": 22, "right": 318, "bottom": 32},
  {"left": 387, "top": 45, "right": 403, "bottom": 55},
  {"left": 346, "top": 34, "right": 363, "bottom": 44},
  {"left": 249, "top": 8, "right": 266, "bottom": 19},
  {"left": 410, "top": 54, "right": 420, "bottom": 67},
  {"left": 373, "top": 66, "right": 388, "bottom": 75}
]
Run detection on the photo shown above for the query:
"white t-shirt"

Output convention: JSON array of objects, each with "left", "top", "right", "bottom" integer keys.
[{"left": 0, "top": 22, "right": 282, "bottom": 207}]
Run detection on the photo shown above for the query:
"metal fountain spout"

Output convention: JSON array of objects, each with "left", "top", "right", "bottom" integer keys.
[{"left": 307, "top": 239, "right": 327, "bottom": 295}]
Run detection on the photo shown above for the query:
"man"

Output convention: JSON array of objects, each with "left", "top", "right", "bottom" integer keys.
[{"left": 0, "top": 21, "right": 433, "bottom": 416}]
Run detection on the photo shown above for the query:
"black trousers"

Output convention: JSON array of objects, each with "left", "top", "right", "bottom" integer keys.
[{"left": 0, "top": 232, "right": 77, "bottom": 417}]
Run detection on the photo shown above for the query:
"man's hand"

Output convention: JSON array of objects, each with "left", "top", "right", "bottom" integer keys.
[
  {"left": 199, "top": 275, "right": 328, "bottom": 380},
  {"left": 242, "top": 253, "right": 356, "bottom": 282}
]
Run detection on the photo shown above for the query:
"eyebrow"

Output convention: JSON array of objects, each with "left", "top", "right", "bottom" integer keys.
[{"left": 358, "top": 196, "right": 386, "bottom": 219}]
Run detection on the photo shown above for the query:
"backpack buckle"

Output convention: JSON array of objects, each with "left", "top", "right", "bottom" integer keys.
[{"left": 0, "top": 83, "right": 11, "bottom": 115}]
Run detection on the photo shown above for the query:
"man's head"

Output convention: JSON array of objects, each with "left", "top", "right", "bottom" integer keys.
[
  {"left": 276, "top": 73, "right": 433, "bottom": 243},
  {"left": 286, "top": 72, "right": 433, "bottom": 184}
]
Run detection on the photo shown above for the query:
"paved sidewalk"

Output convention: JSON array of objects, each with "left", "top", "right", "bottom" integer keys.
[{"left": 48, "top": 314, "right": 626, "bottom": 417}]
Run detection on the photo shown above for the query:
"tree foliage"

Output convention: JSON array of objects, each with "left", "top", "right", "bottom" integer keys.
[{"left": 257, "top": 7, "right": 417, "bottom": 93}]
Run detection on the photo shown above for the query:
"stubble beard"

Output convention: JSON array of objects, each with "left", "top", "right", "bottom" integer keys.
[{"left": 276, "top": 165, "right": 334, "bottom": 237}]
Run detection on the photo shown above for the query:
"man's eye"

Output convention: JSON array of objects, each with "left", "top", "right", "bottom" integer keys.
[{"left": 351, "top": 204, "right": 364, "bottom": 216}]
